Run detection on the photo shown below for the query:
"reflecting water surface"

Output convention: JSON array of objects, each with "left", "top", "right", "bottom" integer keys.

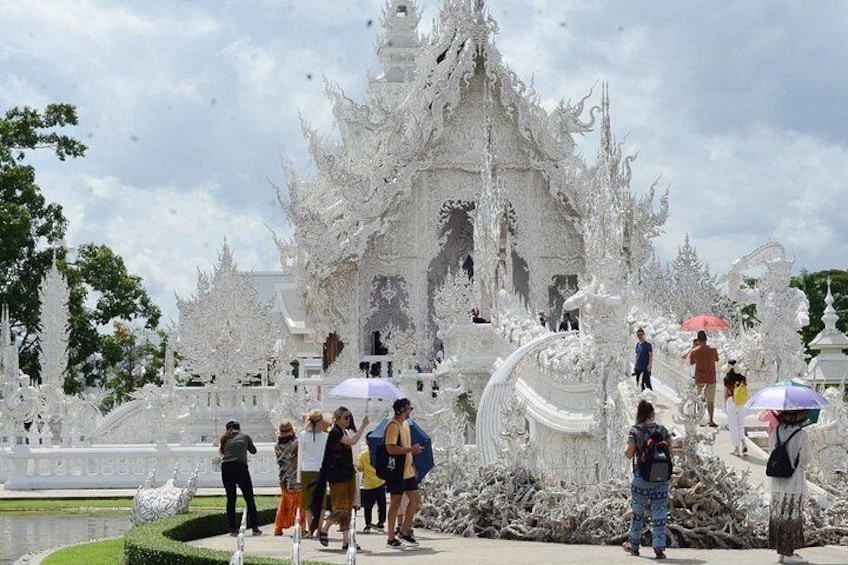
[{"left": 0, "top": 514, "right": 130, "bottom": 564}]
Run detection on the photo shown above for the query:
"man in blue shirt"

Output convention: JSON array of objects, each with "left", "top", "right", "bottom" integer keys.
[{"left": 634, "top": 328, "right": 653, "bottom": 391}]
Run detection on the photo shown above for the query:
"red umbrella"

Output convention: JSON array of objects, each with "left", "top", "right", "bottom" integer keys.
[{"left": 680, "top": 314, "right": 730, "bottom": 331}]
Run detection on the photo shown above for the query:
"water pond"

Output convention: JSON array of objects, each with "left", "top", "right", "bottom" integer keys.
[{"left": 0, "top": 513, "right": 130, "bottom": 564}]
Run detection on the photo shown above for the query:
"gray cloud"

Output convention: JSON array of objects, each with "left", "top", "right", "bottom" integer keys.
[{"left": 2, "top": 0, "right": 845, "bottom": 323}]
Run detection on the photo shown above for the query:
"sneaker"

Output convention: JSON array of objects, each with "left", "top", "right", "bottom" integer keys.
[
  {"left": 622, "top": 541, "right": 639, "bottom": 556},
  {"left": 386, "top": 538, "right": 403, "bottom": 548},
  {"left": 362, "top": 524, "right": 373, "bottom": 533},
  {"left": 655, "top": 550, "right": 667, "bottom": 560},
  {"left": 252, "top": 528, "right": 263, "bottom": 536},
  {"left": 782, "top": 555, "right": 807, "bottom": 564},
  {"left": 399, "top": 533, "right": 419, "bottom": 547},
  {"left": 742, "top": 445, "right": 749, "bottom": 454},
  {"left": 375, "top": 523, "right": 385, "bottom": 532}
]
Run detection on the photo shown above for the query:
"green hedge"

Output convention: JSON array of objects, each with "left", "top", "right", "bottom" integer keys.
[{"left": 124, "top": 506, "right": 284, "bottom": 565}]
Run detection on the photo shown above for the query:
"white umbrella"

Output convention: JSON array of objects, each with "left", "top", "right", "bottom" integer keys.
[{"left": 330, "top": 377, "right": 403, "bottom": 401}]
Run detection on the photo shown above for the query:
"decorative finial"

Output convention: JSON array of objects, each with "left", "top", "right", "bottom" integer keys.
[{"left": 822, "top": 276, "right": 839, "bottom": 332}]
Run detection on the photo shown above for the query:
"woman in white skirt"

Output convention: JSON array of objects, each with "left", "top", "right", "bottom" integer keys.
[{"left": 722, "top": 360, "right": 748, "bottom": 456}]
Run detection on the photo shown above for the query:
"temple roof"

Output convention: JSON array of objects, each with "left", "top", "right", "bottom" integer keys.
[{"left": 285, "top": 0, "right": 599, "bottom": 286}]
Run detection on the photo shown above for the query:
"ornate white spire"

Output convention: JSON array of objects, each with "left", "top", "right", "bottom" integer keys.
[
  {"left": 809, "top": 277, "right": 848, "bottom": 350},
  {"left": 1, "top": 304, "right": 20, "bottom": 380},
  {"left": 822, "top": 277, "right": 839, "bottom": 332},
  {"left": 376, "top": 0, "right": 422, "bottom": 83},
  {"left": 38, "top": 259, "right": 70, "bottom": 388},
  {"left": 175, "top": 242, "right": 279, "bottom": 388}
]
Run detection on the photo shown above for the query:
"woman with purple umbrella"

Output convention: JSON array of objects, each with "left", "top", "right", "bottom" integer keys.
[{"left": 767, "top": 410, "right": 812, "bottom": 564}]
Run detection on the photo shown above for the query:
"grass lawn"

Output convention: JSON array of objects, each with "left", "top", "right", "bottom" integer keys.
[
  {"left": 0, "top": 495, "right": 277, "bottom": 513},
  {"left": 40, "top": 538, "right": 124, "bottom": 565}
]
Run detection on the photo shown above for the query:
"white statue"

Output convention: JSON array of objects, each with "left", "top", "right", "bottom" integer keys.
[{"left": 727, "top": 242, "right": 809, "bottom": 381}]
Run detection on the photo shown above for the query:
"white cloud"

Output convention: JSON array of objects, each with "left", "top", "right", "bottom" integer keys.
[{"left": 3, "top": 0, "right": 847, "bottom": 325}]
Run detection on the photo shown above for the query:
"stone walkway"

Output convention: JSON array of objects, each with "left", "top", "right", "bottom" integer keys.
[{"left": 190, "top": 527, "right": 848, "bottom": 564}]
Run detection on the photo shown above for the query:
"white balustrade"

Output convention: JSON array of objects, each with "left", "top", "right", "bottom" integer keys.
[{"left": 1, "top": 443, "right": 280, "bottom": 490}]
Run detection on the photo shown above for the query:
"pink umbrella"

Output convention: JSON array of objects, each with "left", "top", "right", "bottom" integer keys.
[{"left": 681, "top": 314, "right": 730, "bottom": 331}]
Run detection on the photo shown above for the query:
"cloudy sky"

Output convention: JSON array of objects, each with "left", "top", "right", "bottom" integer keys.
[{"left": 3, "top": 0, "right": 847, "bottom": 325}]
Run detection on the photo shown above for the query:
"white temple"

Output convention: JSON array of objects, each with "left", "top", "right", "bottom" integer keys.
[{"left": 0, "top": 6, "right": 846, "bottom": 537}]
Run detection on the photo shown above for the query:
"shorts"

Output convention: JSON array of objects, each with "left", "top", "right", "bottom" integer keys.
[
  {"left": 386, "top": 475, "right": 419, "bottom": 496},
  {"left": 696, "top": 383, "right": 717, "bottom": 404}
]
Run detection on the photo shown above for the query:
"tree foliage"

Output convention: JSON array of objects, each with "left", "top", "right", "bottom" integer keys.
[
  {"left": 1, "top": 104, "right": 161, "bottom": 395},
  {"left": 791, "top": 269, "right": 848, "bottom": 351}
]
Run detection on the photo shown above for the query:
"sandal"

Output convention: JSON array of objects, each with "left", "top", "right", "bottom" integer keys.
[{"left": 319, "top": 531, "right": 329, "bottom": 547}]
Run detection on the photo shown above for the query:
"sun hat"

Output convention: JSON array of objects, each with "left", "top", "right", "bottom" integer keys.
[
  {"left": 305, "top": 408, "right": 323, "bottom": 423},
  {"left": 278, "top": 419, "right": 295, "bottom": 438}
]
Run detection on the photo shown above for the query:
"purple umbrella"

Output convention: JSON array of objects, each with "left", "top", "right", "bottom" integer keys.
[{"left": 745, "top": 382, "right": 829, "bottom": 411}]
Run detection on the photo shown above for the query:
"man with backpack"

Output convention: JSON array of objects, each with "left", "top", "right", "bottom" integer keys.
[
  {"left": 623, "top": 400, "right": 673, "bottom": 560},
  {"left": 767, "top": 410, "right": 812, "bottom": 564},
  {"left": 384, "top": 398, "right": 424, "bottom": 548}
]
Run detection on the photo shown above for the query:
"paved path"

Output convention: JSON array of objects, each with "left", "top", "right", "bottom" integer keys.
[{"left": 190, "top": 527, "right": 848, "bottom": 564}]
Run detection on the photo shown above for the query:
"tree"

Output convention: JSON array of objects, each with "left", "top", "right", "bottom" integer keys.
[
  {"left": 1, "top": 104, "right": 161, "bottom": 394},
  {"left": 61, "top": 243, "right": 162, "bottom": 394},
  {"left": 97, "top": 321, "right": 167, "bottom": 410},
  {"left": 791, "top": 269, "right": 848, "bottom": 351}
]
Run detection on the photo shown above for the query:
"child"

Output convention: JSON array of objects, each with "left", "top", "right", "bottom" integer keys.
[{"left": 356, "top": 445, "right": 386, "bottom": 532}]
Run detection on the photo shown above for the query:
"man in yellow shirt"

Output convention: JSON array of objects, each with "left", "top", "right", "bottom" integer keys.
[
  {"left": 385, "top": 398, "right": 424, "bottom": 548},
  {"left": 356, "top": 446, "right": 386, "bottom": 533}
]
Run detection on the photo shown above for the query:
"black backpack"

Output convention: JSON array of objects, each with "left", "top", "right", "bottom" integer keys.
[
  {"left": 372, "top": 423, "right": 404, "bottom": 481},
  {"left": 765, "top": 427, "right": 802, "bottom": 478},
  {"left": 636, "top": 427, "right": 673, "bottom": 482}
]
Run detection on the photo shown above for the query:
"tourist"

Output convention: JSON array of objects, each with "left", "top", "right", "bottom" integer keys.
[
  {"left": 768, "top": 410, "right": 812, "bottom": 564},
  {"left": 633, "top": 328, "right": 653, "bottom": 391},
  {"left": 434, "top": 343, "right": 444, "bottom": 365},
  {"left": 316, "top": 407, "right": 369, "bottom": 550},
  {"left": 385, "top": 398, "right": 424, "bottom": 548},
  {"left": 538, "top": 311, "right": 548, "bottom": 328},
  {"left": 689, "top": 330, "right": 720, "bottom": 427},
  {"left": 356, "top": 445, "right": 386, "bottom": 533},
  {"left": 471, "top": 308, "right": 488, "bottom": 323},
  {"left": 298, "top": 408, "right": 329, "bottom": 537},
  {"left": 219, "top": 420, "right": 262, "bottom": 536},
  {"left": 273, "top": 419, "right": 300, "bottom": 536},
  {"left": 558, "top": 312, "right": 576, "bottom": 332},
  {"left": 722, "top": 361, "right": 748, "bottom": 456},
  {"left": 623, "top": 400, "right": 672, "bottom": 560}
]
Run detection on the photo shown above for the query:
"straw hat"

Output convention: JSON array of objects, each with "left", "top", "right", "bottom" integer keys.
[
  {"left": 278, "top": 419, "right": 295, "bottom": 438},
  {"left": 720, "top": 360, "right": 746, "bottom": 376},
  {"left": 304, "top": 408, "right": 324, "bottom": 423}
]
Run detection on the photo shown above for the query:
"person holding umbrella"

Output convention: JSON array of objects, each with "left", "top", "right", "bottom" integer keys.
[
  {"left": 767, "top": 410, "right": 812, "bottom": 564},
  {"left": 385, "top": 398, "right": 424, "bottom": 548},
  {"left": 315, "top": 406, "right": 369, "bottom": 550},
  {"left": 689, "top": 330, "right": 720, "bottom": 427},
  {"left": 745, "top": 381, "right": 827, "bottom": 564}
]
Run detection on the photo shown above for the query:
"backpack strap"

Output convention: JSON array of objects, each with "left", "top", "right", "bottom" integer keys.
[
  {"left": 385, "top": 421, "right": 403, "bottom": 448},
  {"left": 784, "top": 427, "right": 803, "bottom": 469}
]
